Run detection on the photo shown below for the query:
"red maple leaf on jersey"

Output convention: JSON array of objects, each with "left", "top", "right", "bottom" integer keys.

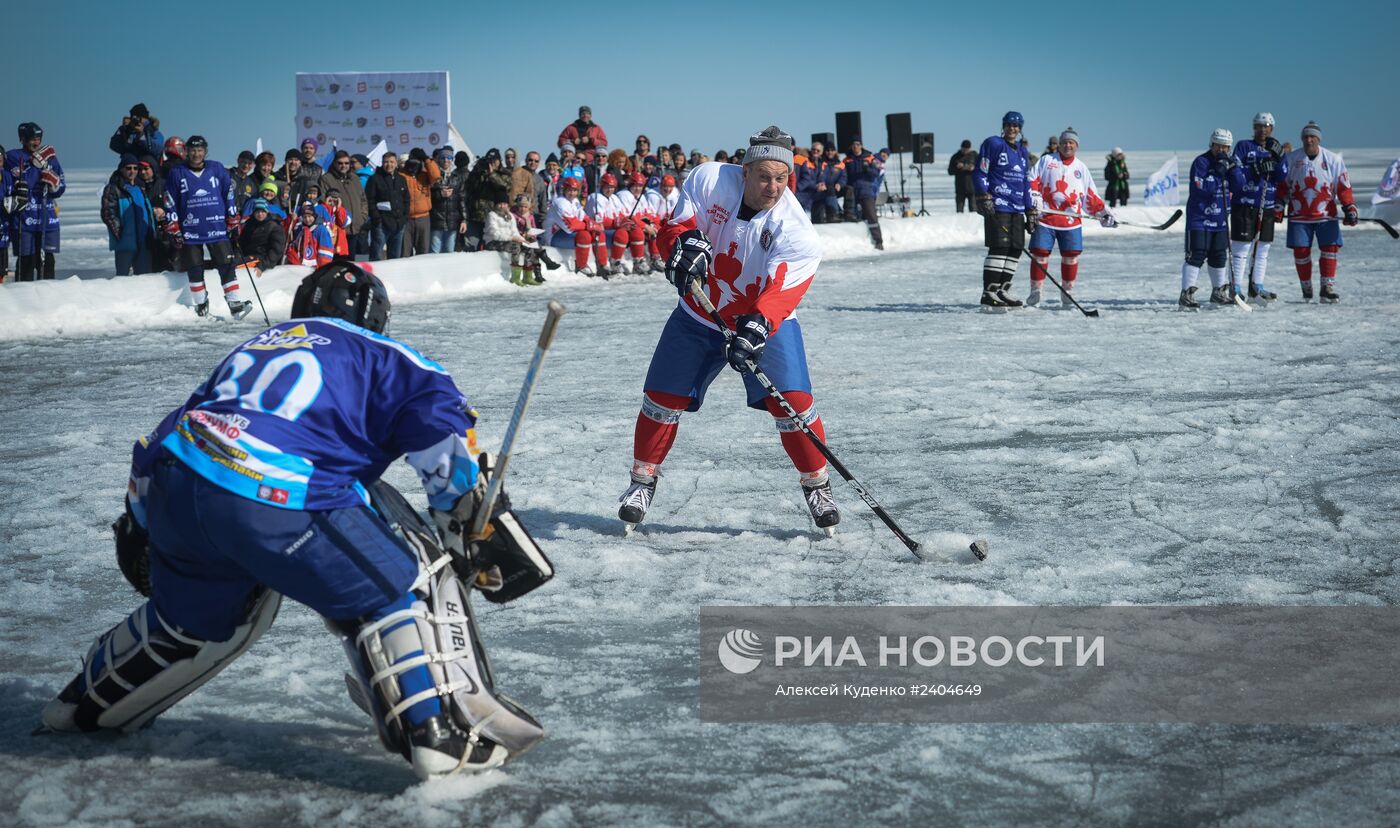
[
  {"left": 1043, "top": 177, "right": 1080, "bottom": 210},
  {"left": 1291, "top": 172, "right": 1333, "bottom": 217}
]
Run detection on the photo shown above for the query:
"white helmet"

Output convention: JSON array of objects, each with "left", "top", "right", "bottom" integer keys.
[
  {"left": 1211, "top": 128, "right": 1233, "bottom": 147},
  {"left": 1252, "top": 112, "right": 1275, "bottom": 127}
]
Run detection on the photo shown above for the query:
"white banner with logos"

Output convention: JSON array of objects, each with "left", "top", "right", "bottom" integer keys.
[
  {"left": 1142, "top": 156, "right": 1180, "bottom": 206},
  {"left": 295, "top": 71, "right": 452, "bottom": 156},
  {"left": 1373, "top": 157, "right": 1400, "bottom": 205}
]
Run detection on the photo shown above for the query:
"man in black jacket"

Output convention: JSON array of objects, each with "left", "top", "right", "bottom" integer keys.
[
  {"left": 136, "top": 156, "right": 175, "bottom": 272},
  {"left": 947, "top": 139, "right": 977, "bottom": 213},
  {"left": 365, "top": 153, "right": 410, "bottom": 260}
]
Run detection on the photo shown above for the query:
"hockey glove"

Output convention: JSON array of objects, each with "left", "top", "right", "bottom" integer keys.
[
  {"left": 226, "top": 214, "right": 242, "bottom": 240},
  {"left": 1264, "top": 137, "right": 1284, "bottom": 158},
  {"left": 113, "top": 498, "right": 152, "bottom": 597},
  {"left": 726, "top": 313, "right": 771, "bottom": 373},
  {"left": 1343, "top": 204, "right": 1359, "bottom": 226},
  {"left": 1023, "top": 206, "right": 1039, "bottom": 226},
  {"left": 39, "top": 169, "right": 61, "bottom": 193},
  {"left": 1097, "top": 210, "right": 1118, "bottom": 229},
  {"left": 1273, "top": 208, "right": 1285, "bottom": 224},
  {"left": 975, "top": 193, "right": 994, "bottom": 216},
  {"left": 666, "top": 229, "right": 713, "bottom": 297},
  {"left": 1210, "top": 154, "right": 1236, "bottom": 179},
  {"left": 9, "top": 177, "right": 29, "bottom": 214},
  {"left": 31, "top": 145, "right": 56, "bottom": 170},
  {"left": 1252, "top": 155, "right": 1276, "bottom": 178}
]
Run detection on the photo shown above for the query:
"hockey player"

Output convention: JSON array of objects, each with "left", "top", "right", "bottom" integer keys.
[
  {"left": 615, "top": 172, "right": 657, "bottom": 275},
  {"left": 1026, "top": 127, "right": 1116, "bottom": 307},
  {"left": 1180, "top": 129, "right": 1246, "bottom": 309},
  {"left": 1230, "top": 112, "right": 1288, "bottom": 301},
  {"left": 618, "top": 126, "right": 839, "bottom": 535},
  {"left": 0, "top": 150, "right": 11, "bottom": 279},
  {"left": 42, "top": 261, "right": 546, "bottom": 781},
  {"left": 163, "top": 136, "right": 252, "bottom": 319},
  {"left": 544, "top": 176, "right": 603, "bottom": 276},
  {"left": 973, "top": 112, "right": 1036, "bottom": 308},
  {"left": 6, "top": 122, "right": 65, "bottom": 281},
  {"left": 648, "top": 175, "right": 681, "bottom": 269},
  {"left": 585, "top": 173, "right": 632, "bottom": 276},
  {"left": 1280, "top": 121, "right": 1357, "bottom": 303}
]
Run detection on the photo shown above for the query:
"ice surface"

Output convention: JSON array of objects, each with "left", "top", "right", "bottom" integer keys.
[{"left": 2, "top": 150, "right": 1399, "bottom": 825}]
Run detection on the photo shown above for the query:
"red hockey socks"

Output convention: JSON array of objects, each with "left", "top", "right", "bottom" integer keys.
[
  {"left": 1028, "top": 249, "right": 1050, "bottom": 288},
  {"left": 1060, "top": 253, "right": 1079, "bottom": 285},
  {"left": 765, "top": 391, "right": 827, "bottom": 475},
  {"left": 574, "top": 230, "right": 593, "bottom": 270},
  {"left": 1319, "top": 244, "right": 1339, "bottom": 282},
  {"left": 1292, "top": 246, "right": 1313, "bottom": 282},
  {"left": 633, "top": 391, "right": 690, "bottom": 466}
]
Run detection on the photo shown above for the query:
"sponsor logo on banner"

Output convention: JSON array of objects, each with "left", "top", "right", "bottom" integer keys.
[
  {"left": 413, "top": 115, "right": 424, "bottom": 128},
  {"left": 385, "top": 80, "right": 396, "bottom": 93},
  {"left": 357, "top": 81, "right": 367, "bottom": 93},
  {"left": 329, "top": 83, "right": 339, "bottom": 94},
  {"left": 342, "top": 100, "right": 353, "bottom": 111},
  {"left": 296, "top": 72, "right": 451, "bottom": 159},
  {"left": 428, "top": 132, "right": 439, "bottom": 146},
  {"left": 371, "top": 99, "right": 380, "bottom": 111},
  {"left": 1143, "top": 157, "right": 1180, "bottom": 206},
  {"left": 398, "top": 98, "right": 410, "bottom": 111},
  {"left": 385, "top": 116, "right": 395, "bottom": 128},
  {"left": 399, "top": 133, "right": 410, "bottom": 145},
  {"left": 303, "top": 116, "right": 313, "bottom": 128}
]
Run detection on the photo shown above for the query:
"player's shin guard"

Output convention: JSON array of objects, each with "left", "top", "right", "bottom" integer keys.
[
  {"left": 630, "top": 237, "right": 646, "bottom": 263},
  {"left": 610, "top": 229, "right": 629, "bottom": 262},
  {"left": 1181, "top": 262, "right": 1201, "bottom": 291},
  {"left": 1252, "top": 241, "right": 1271, "bottom": 285},
  {"left": 1028, "top": 249, "right": 1050, "bottom": 289},
  {"left": 1060, "top": 253, "right": 1079, "bottom": 284},
  {"left": 1293, "top": 247, "right": 1313, "bottom": 281},
  {"left": 634, "top": 392, "right": 689, "bottom": 466},
  {"left": 574, "top": 231, "right": 593, "bottom": 270},
  {"left": 1230, "top": 240, "right": 1252, "bottom": 287},
  {"left": 42, "top": 591, "right": 281, "bottom": 733},
  {"left": 765, "top": 392, "right": 827, "bottom": 476}
]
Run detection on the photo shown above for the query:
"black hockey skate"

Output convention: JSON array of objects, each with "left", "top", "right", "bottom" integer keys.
[
  {"left": 994, "top": 282, "right": 1023, "bottom": 308},
  {"left": 1209, "top": 285, "right": 1232, "bottom": 305},
  {"left": 1319, "top": 283, "right": 1339, "bottom": 304},
  {"left": 407, "top": 713, "right": 506, "bottom": 780},
  {"left": 802, "top": 478, "right": 840, "bottom": 537},
  {"left": 618, "top": 472, "right": 657, "bottom": 535},
  {"left": 1178, "top": 287, "right": 1200, "bottom": 310},
  {"left": 195, "top": 301, "right": 210, "bottom": 318},
  {"left": 227, "top": 300, "right": 253, "bottom": 321},
  {"left": 1299, "top": 279, "right": 1313, "bottom": 301},
  {"left": 1248, "top": 283, "right": 1276, "bottom": 301}
]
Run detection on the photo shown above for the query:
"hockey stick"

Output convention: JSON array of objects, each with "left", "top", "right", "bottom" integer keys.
[
  {"left": 1221, "top": 174, "right": 1253, "bottom": 312},
  {"left": 1354, "top": 216, "right": 1399, "bottom": 239},
  {"left": 1038, "top": 206, "right": 1183, "bottom": 231},
  {"left": 230, "top": 246, "right": 272, "bottom": 326},
  {"left": 469, "top": 300, "right": 567, "bottom": 540},
  {"left": 687, "top": 280, "right": 987, "bottom": 563}
]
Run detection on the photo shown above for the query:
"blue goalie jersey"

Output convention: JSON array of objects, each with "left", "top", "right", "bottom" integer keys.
[{"left": 130, "top": 318, "right": 480, "bottom": 514}]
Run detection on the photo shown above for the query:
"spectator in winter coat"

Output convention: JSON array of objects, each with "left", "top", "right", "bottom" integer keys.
[
  {"left": 629, "top": 135, "right": 651, "bottom": 175},
  {"left": 947, "top": 139, "right": 978, "bottom": 213},
  {"left": 277, "top": 150, "right": 316, "bottom": 212},
  {"left": 794, "top": 146, "right": 819, "bottom": 214},
  {"left": 428, "top": 147, "right": 465, "bottom": 253},
  {"left": 299, "top": 138, "right": 324, "bottom": 178},
  {"left": 319, "top": 194, "right": 353, "bottom": 258},
  {"left": 510, "top": 150, "right": 539, "bottom": 212},
  {"left": 102, "top": 154, "right": 156, "bottom": 275},
  {"left": 231, "top": 150, "right": 260, "bottom": 213},
  {"left": 585, "top": 149, "right": 612, "bottom": 195},
  {"left": 243, "top": 179, "right": 286, "bottom": 219},
  {"left": 255, "top": 151, "right": 276, "bottom": 184},
  {"left": 109, "top": 104, "right": 165, "bottom": 161},
  {"left": 558, "top": 105, "right": 608, "bottom": 164},
  {"left": 462, "top": 149, "right": 510, "bottom": 251},
  {"left": 400, "top": 148, "right": 440, "bottom": 257},
  {"left": 1104, "top": 148, "right": 1130, "bottom": 208},
  {"left": 136, "top": 157, "right": 174, "bottom": 272},
  {"left": 319, "top": 150, "right": 369, "bottom": 242},
  {"left": 842, "top": 138, "right": 885, "bottom": 249},
  {"left": 606, "top": 149, "right": 630, "bottom": 184},
  {"left": 504, "top": 148, "right": 518, "bottom": 170},
  {"left": 365, "top": 152, "right": 410, "bottom": 261},
  {"left": 484, "top": 198, "right": 538, "bottom": 286},
  {"left": 238, "top": 199, "right": 287, "bottom": 271},
  {"left": 535, "top": 155, "right": 559, "bottom": 227},
  {"left": 813, "top": 145, "right": 846, "bottom": 224},
  {"left": 558, "top": 145, "right": 587, "bottom": 192}
]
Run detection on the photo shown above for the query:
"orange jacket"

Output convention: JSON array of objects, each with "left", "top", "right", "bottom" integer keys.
[{"left": 403, "top": 159, "right": 441, "bottom": 219}]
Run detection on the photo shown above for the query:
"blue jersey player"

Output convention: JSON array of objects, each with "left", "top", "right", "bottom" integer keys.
[
  {"left": 1181, "top": 128, "right": 1247, "bottom": 309},
  {"left": 1229, "top": 112, "right": 1288, "bottom": 301},
  {"left": 973, "top": 112, "right": 1036, "bottom": 309},
  {"left": 42, "top": 262, "right": 547, "bottom": 781},
  {"left": 163, "top": 135, "right": 252, "bottom": 319}
]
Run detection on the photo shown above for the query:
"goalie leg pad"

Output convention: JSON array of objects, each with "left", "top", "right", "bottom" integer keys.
[{"left": 43, "top": 590, "right": 280, "bottom": 733}]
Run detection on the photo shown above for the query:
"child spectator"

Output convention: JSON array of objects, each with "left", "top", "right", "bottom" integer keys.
[{"left": 238, "top": 199, "right": 287, "bottom": 272}]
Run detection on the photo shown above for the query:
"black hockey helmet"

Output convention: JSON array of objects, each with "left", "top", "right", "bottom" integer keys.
[
  {"left": 291, "top": 260, "right": 391, "bottom": 333},
  {"left": 186, "top": 135, "right": 209, "bottom": 150},
  {"left": 18, "top": 122, "right": 42, "bottom": 142}
]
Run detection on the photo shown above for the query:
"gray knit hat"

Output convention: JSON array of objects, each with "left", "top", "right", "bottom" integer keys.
[
  {"left": 1301, "top": 121, "right": 1322, "bottom": 140},
  {"left": 1059, "top": 126, "right": 1079, "bottom": 144},
  {"left": 744, "top": 125, "right": 795, "bottom": 170}
]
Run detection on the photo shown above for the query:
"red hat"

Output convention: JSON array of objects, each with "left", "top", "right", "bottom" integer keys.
[
  {"left": 661, "top": 175, "right": 676, "bottom": 186},
  {"left": 600, "top": 173, "right": 617, "bottom": 187},
  {"left": 628, "top": 172, "right": 646, "bottom": 186}
]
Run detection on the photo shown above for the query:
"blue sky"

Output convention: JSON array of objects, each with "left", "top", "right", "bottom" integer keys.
[{"left": 19, "top": 0, "right": 1400, "bottom": 168}]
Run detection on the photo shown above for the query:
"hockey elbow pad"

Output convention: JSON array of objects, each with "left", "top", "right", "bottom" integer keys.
[{"left": 113, "top": 497, "right": 152, "bottom": 597}]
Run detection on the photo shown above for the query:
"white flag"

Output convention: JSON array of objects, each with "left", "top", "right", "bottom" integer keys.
[
  {"left": 255, "top": 137, "right": 263, "bottom": 156},
  {"left": 1373, "top": 157, "right": 1400, "bottom": 205},
  {"left": 366, "top": 139, "right": 389, "bottom": 169},
  {"left": 1143, "top": 156, "right": 1180, "bottom": 206}
]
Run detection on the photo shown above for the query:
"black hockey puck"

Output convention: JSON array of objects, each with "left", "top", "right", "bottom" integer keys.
[{"left": 969, "top": 539, "right": 989, "bottom": 561}]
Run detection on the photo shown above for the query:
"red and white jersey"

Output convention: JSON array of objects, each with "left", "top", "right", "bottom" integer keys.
[
  {"left": 648, "top": 188, "right": 680, "bottom": 222},
  {"left": 543, "top": 195, "right": 588, "bottom": 244},
  {"left": 1029, "top": 153, "right": 1105, "bottom": 228},
  {"left": 1282, "top": 147, "right": 1353, "bottom": 222},
  {"left": 616, "top": 190, "right": 656, "bottom": 224},
  {"left": 585, "top": 191, "right": 627, "bottom": 226},
  {"left": 660, "top": 161, "right": 821, "bottom": 333}
]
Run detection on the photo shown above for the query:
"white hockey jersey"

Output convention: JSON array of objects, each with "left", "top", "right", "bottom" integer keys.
[
  {"left": 662, "top": 161, "right": 821, "bottom": 333},
  {"left": 543, "top": 195, "right": 588, "bottom": 244},
  {"left": 1029, "top": 153, "right": 1105, "bottom": 229},
  {"left": 1282, "top": 147, "right": 1353, "bottom": 222}
]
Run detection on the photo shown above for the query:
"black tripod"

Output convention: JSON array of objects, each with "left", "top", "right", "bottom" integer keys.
[{"left": 912, "top": 164, "right": 929, "bottom": 216}]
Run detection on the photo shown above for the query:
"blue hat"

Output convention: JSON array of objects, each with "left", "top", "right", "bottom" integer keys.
[
  {"left": 250, "top": 198, "right": 269, "bottom": 211},
  {"left": 119, "top": 153, "right": 140, "bottom": 168}
]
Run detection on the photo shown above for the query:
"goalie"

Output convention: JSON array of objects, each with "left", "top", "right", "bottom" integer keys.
[{"left": 41, "top": 260, "right": 552, "bottom": 781}]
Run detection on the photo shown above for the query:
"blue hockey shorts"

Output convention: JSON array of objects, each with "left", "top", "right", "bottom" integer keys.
[
  {"left": 643, "top": 306, "right": 813, "bottom": 412},
  {"left": 145, "top": 456, "right": 419, "bottom": 640},
  {"left": 1029, "top": 224, "right": 1083, "bottom": 253},
  {"left": 1286, "top": 220, "right": 1342, "bottom": 249}
]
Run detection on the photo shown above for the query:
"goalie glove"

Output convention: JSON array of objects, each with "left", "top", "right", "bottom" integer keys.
[
  {"left": 113, "top": 497, "right": 152, "bottom": 597},
  {"left": 430, "top": 453, "right": 554, "bottom": 604}
]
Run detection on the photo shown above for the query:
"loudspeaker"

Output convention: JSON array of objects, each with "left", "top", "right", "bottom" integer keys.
[
  {"left": 885, "top": 113, "right": 912, "bottom": 154},
  {"left": 810, "top": 132, "right": 835, "bottom": 152},
  {"left": 914, "top": 132, "right": 936, "bottom": 164},
  {"left": 835, "top": 111, "right": 863, "bottom": 151}
]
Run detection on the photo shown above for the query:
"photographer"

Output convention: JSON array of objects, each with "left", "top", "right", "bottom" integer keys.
[{"left": 109, "top": 103, "right": 165, "bottom": 160}]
